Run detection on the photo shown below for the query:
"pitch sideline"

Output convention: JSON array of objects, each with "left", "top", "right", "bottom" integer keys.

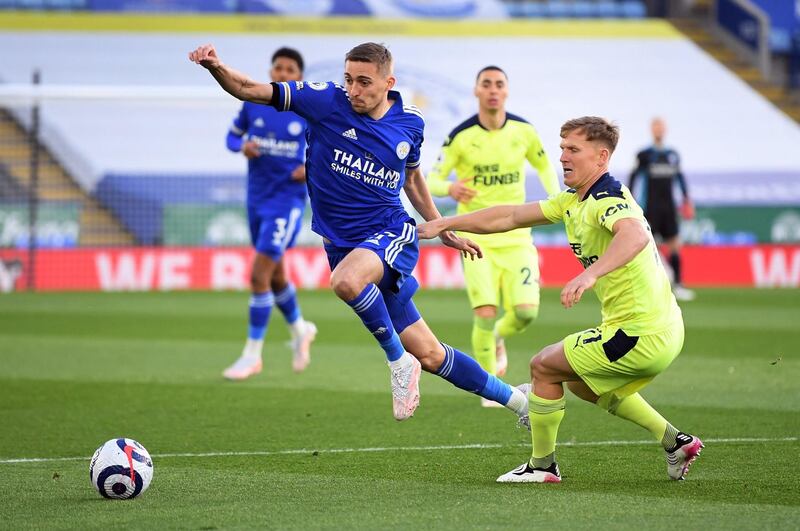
[{"left": 0, "top": 436, "right": 796, "bottom": 465}]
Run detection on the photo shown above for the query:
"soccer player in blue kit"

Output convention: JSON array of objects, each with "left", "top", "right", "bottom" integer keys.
[
  {"left": 189, "top": 42, "right": 529, "bottom": 422},
  {"left": 222, "top": 47, "right": 317, "bottom": 381}
]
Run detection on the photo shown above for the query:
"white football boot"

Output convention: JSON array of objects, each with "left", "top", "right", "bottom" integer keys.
[
  {"left": 497, "top": 461, "right": 561, "bottom": 483},
  {"left": 666, "top": 433, "right": 704, "bottom": 480},
  {"left": 222, "top": 355, "right": 262, "bottom": 381},
  {"left": 388, "top": 353, "right": 421, "bottom": 421},
  {"left": 291, "top": 320, "right": 317, "bottom": 373}
]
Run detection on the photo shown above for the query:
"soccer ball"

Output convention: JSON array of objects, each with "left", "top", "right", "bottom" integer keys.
[{"left": 89, "top": 438, "right": 153, "bottom": 499}]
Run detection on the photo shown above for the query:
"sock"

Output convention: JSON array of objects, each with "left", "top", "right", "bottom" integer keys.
[
  {"left": 248, "top": 291, "right": 273, "bottom": 341},
  {"left": 669, "top": 251, "right": 682, "bottom": 285},
  {"left": 529, "top": 392, "right": 566, "bottom": 469},
  {"left": 274, "top": 282, "right": 301, "bottom": 325},
  {"left": 435, "top": 343, "right": 516, "bottom": 410},
  {"left": 347, "top": 284, "right": 405, "bottom": 362},
  {"left": 471, "top": 316, "right": 496, "bottom": 374},
  {"left": 495, "top": 306, "right": 539, "bottom": 338},
  {"left": 602, "top": 392, "right": 672, "bottom": 448}
]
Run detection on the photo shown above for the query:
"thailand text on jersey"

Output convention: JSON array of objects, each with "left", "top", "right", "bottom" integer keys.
[
  {"left": 271, "top": 80, "right": 423, "bottom": 247},
  {"left": 228, "top": 102, "right": 308, "bottom": 205},
  {"left": 539, "top": 173, "right": 681, "bottom": 335}
]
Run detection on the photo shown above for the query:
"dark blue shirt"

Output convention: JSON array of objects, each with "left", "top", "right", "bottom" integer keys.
[
  {"left": 271, "top": 80, "right": 424, "bottom": 247},
  {"left": 226, "top": 102, "right": 308, "bottom": 207}
]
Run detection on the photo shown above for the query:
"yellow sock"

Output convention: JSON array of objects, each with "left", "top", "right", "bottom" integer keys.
[
  {"left": 604, "top": 392, "right": 668, "bottom": 441},
  {"left": 471, "top": 316, "right": 496, "bottom": 374},
  {"left": 495, "top": 306, "right": 539, "bottom": 338},
  {"left": 529, "top": 392, "right": 566, "bottom": 467}
]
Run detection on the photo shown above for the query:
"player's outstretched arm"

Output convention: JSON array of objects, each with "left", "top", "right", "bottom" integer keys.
[
  {"left": 417, "top": 202, "right": 549, "bottom": 240},
  {"left": 560, "top": 218, "right": 650, "bottom": 308},
  {"left": 188, "top": 44, "right": 274, "bottom": 105},
  {"left": 404, "top": 167, "right": 482, "bottom": 259}
]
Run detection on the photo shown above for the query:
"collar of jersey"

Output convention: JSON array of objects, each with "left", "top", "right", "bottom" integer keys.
[
  {"left": 474, "top": 113, "right": 508, "bottom": 131},
  {"left": 580, "top": 172, "right": 613, "bottom": 202}
]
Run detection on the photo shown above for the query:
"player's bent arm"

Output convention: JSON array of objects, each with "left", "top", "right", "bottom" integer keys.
[
  {"left": 189, "top": 45, "right": 274, "bottom": 105},
  {"left": 585, "top": 218, "right": 650, "bottom": 279},
  {"left": 208, "top": 64, "right": 274, "bottom": 105},
  {"left": 404, "top": 167, "right": 443, "bottom": 221}
]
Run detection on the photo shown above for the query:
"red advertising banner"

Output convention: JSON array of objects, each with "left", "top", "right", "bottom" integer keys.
[{"left": 1, "top": 245, "right": 798, "bottom": 292}]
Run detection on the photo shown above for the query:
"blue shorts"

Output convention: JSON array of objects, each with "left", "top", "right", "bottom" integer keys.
[
  {"left": 325, "top": 219, "right": 419, "bottom": 293},
  {"left": 248, "top": 200, "right": 304, "bottom": 261},
  {"left": 325, "top": 219, "right": 421, "bottom": 332}
]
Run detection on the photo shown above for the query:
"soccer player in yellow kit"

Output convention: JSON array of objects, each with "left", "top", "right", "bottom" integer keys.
[
  {"left": 420, "top": 116, "right": 703, "bottom": 483},
  {"left": 427, "top": 67, "right": 560, "bottom": 397}
]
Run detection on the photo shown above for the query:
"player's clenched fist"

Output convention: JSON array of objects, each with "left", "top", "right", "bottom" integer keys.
[{"left": 188, "top": 44, "right": 221, "bottom": 69}]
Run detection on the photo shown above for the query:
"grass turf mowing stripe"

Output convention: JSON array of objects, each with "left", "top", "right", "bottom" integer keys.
[{"left": 1, "top": 436, "right": 795, "bottom": 464}]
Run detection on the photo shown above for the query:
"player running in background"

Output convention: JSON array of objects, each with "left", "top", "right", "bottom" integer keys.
[
  {"left": 221, "top": 47, "right": 317, "bottom": 380},
  {"left": 629, "top": 117, "right": 695, "bottom": 301},
  {"left": 189, "top": 42, "right": 529, "bottom": 422},
  {"left": 427, "top": 66, "right": 560, "bottom": 404},
  {"left": 419, "top": 116, "right": 703, "bottom": 483}
]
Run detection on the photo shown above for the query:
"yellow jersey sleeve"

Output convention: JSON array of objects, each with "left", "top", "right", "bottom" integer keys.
[
  {"left": 426, "top": 135, "right": 459, "bottom": 197},
  {"left": 524, "top": 124, "right": 561, "bottom": 197},
  {"left": 592, "top": 194, "right": 643, "bottom": 233},
  {"left": 539, "top": 191, "right": 571, "bottom": 223}
]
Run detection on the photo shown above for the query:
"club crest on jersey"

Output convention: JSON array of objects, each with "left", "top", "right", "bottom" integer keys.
[
  {"left": 308, "top": 82, "right": 329, "bottom": 91},
  {"left": 288, "top": 121, "right": 303, "bottom": 136},
  {"left": 396, "top": 141, "right": 410, "bottom": 160}
]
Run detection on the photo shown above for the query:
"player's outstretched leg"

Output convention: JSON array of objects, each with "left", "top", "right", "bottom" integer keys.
[
  {"left": 598, "top": 391, "right": 703, "bottom": 480},
  {"left": 331, "top": 249, "right": 421, "bottom": 420},
  {"left": 396, "top": 314, "right": 528, "bottom": 421},
  {"left": 273, "top": 279, "right": 316, "bottom": 373}
]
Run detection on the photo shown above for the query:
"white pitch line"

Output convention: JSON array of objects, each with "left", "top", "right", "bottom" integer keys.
[{"left": 0, "top": 436, "right": 796, "bottom": 465}]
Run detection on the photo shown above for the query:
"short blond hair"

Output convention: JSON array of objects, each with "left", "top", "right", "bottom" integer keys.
[{"left": 560, "top": 116, "right": 619, "bottom": 152}]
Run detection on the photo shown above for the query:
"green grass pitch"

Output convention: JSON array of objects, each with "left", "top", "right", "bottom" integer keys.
[{"left": 1, "top": 288, "right": 798, "bottom": 529}]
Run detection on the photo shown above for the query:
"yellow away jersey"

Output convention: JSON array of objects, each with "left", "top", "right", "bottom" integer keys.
[
  {"left": 539, "top": 173, "right": 681, "bottom": 334},
  {"left": 428, "top": 113, "right": 560, "bottom": 248}
]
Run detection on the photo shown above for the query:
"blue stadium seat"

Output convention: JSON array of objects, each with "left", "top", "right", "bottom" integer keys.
[
  {"left": 572, "top": 1, "right": 597, "bottom": 17},
  {"left": 620, "top": 0, "right": 646, "bottom": 18},
  {"left": 545, "top": 0, "right": 572, "bottom": 18},
  {"left": 594, "top": 0, "right": 620, "bottom": 17}
]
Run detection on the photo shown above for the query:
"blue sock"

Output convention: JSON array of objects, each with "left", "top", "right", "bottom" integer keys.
[
  {"left": 274, "top": 283, "right": 301, "bottom": 324},
  {"left": 248, "top": 291, "right": 274, "bottom": 340},
  {"left": 347, "top": 284, "right": 405, "bottom": 362},
  {"left": 436, "top": 343, "right": 513, "bottom": 405}
]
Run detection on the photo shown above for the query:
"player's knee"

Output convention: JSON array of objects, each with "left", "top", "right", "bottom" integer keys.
[
  {"left": 330, "top": 269, "right": 362, "bottom": 301},
  {"left": 512, "top": 305, "right": 539, "bottom": 328},
  {"left": 530, "top": 353, "right": 547, "bottom": 380},
  {"left": 250, "top": 271, "right": 270, "bottom": 293}
]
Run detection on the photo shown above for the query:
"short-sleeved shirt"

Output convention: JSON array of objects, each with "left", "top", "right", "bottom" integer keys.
[
  {"left": 271, "top": 81, "right": 424, "bottom": 247},
  {"left": 539, "top": 173, "right": 681, "bottom": 335},
  {"left": 229, "top": 102, "right": 308, "bottom": 207},
  {"left": 427, "top": 113, "right": 560, "bottom": 248}
]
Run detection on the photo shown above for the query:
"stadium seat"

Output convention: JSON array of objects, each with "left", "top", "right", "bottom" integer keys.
[{"left": 620, "top": 0, "right": 646, "bottom": 18}]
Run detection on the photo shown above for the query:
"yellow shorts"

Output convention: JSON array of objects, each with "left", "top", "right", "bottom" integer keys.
[
  {"left": 462, "top": 244, "right": 540, "bottom": 309},
  {"left": 563, "top": 318, "right": 685, "bottom": 397}
]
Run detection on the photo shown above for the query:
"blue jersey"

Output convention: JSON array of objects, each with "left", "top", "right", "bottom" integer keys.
[
  {"left": 271, "top": 81, "right": 424, "bottom": 247},
  {"left": 227, "top": 102, "right": 308, "bottom": 206}
]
